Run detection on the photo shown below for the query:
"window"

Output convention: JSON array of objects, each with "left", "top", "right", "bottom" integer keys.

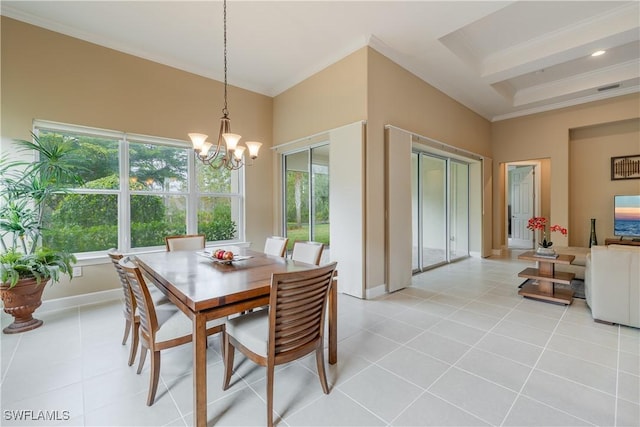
[{"left": 35, "top": 121, "right": 244, "bottom": 255}]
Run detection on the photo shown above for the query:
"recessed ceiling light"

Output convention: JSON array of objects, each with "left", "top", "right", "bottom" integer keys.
[{"left": 591, "top": 50, "right": 606, "bottom": 57}]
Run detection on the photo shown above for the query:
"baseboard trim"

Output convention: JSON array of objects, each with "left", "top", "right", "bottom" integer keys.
[
  {"left": 366, "top": 283, "right": 387, "bottom": 299},
  {"left": 41, "top": 289, "right": 121, "bottom": 313}
]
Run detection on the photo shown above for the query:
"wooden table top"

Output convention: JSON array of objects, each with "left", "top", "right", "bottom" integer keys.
[
  {"left": 518, "top": 251, "right": 575, "bottom": 264},
  {"left": 135, "top": 248, "right": 317, "bottom": 312}
]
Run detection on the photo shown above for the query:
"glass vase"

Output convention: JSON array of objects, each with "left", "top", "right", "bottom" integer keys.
[
  {"left": 589, "top": 218, "right": 598, "bottom": 248},
  {"left": 535, "top": 246, "right": 556, "bottom": 256}
]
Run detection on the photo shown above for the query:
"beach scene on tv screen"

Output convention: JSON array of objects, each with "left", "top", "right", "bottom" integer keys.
[{"left": 614, "top": 195, "right": 640, "bottom": 237}]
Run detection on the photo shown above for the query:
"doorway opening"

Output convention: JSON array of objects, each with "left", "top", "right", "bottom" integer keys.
[{"left": 505, "top": 160, "right": 542, "bottom": 249}]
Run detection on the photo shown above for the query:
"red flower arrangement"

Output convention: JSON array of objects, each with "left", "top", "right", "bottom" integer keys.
[{"left": 526, "top": 217, "right": 568, "bottom": 248}]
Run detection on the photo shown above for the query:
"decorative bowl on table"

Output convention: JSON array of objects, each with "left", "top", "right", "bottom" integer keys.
[{"left": 199, "top": 249, "right": 252, "bottom": 265}]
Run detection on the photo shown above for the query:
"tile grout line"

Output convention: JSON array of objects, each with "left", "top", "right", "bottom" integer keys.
[
  {"left": 161, "top": 373, "right": 188, "bottom": 426},
  {"left": 0, "top": 328, "right": 23, "bottom": 386},
  {"left": 301, "top": 289, "right": 496, "bottom": 426},
  {"left": 386, "top": 282, "right": 530, "bottom": 426},
  {"left": 76, "top": 305, "right": 88, "bottom": 426},
  {"left": 498, "top": 302, "right": 570, "bottom": 427}
]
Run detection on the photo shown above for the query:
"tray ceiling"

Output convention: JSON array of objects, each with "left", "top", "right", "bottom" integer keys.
[{"left": 2, "top": 1, "right": 638, "bottom": 121}]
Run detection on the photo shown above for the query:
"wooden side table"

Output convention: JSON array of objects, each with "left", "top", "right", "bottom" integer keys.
[
  {"left": 604, "top": 238, "right": 640, "bottom": 247},
  {"left": 517, "top": 251, "right": 575, "bottom": 305}
]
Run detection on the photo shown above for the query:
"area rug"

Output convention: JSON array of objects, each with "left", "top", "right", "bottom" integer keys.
[{"left": 519, "top": 278, "right": 585, "bottom": 299}]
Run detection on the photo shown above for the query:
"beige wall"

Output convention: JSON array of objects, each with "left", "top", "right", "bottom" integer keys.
[
  {"left": 274, "top": 47, "right": 492, "bottom": 291},
  {"left": 1, "top": 17, "right": 275, "bottom": 300},
  {"left": 570, "top": 118, "right": 640, "bottom": 246},
  {"left": 367, "top": 49, "right": 492, "bottom": 158},
  {"left": 271, "top": 47, "right": 368, "bottom": 238},
  {"left": 272, "top": 47, "right": 368, "bottom": 144},
  {"left": 491, "top": 93, "right": 640, "bottom": 249},
  {"left": 366, "top": 48, "right": 491, "bottom": 289}
]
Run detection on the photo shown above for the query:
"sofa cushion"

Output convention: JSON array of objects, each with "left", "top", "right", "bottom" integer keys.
[
  {"left": 608, "top": 244, "right": 640, "bottom": 253},
  {"left": 554, "top": 246, "right": 589, "bottom": 266},
  {"left": 554, "top": 246, "right": 589, "bottom": 280}
]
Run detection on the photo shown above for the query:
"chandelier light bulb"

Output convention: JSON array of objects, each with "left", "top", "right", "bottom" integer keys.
[
  {"left": 199, "top": 141, "right": 213, "bottom": 156},
  {"left": 233, "top": 145, "right": 246, "bottom": 160},
  {"left": 245, "top": 141, "right": 262, "bottom": 159},
  {"left": 222, "top": 133, "right": 242, "bottom": 151},
  {"left": 188, "top": 133, "right": 208, "bottom": 151}
]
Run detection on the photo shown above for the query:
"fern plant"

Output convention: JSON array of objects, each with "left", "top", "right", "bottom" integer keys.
[{"left": 0, "top": 134, "right": 82, "bottom": 287}]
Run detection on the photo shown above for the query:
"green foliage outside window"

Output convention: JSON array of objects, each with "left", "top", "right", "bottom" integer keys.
[
  {"left": 285, "top": 167, "right": 329, "bottom": 247},
  {"left": 37, "top": 129, "right": 239, "bottom": 254}
]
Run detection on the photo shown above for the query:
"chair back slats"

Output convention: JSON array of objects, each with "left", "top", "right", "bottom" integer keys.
[
  {"left": 119, "top": 257, "right": 158, "bottom": 342},
  {"left": 269, "top": 263, "right": 337, "bottom": 359},
  {"left": 264, "top": 236, "right": 289, "bottom": 257},
  {"left": 165, "top": 234, "right": 206, "bottom": 251},
  {"left": 275, "top": 319, "right": 323, "bottom": 350},
  {"left": 276, "top": 300, "right": 324, "bottom": 321},
  {"left": 108, "top": 250, "right": 136, "bottom": 315},
  {"left": 278, "top": 281, "right": 328, "bottom": 304}
]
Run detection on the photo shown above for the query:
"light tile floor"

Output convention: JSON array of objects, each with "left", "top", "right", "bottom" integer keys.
[{"left": 1, "top": 253, "right": 639, "bottom": 426}]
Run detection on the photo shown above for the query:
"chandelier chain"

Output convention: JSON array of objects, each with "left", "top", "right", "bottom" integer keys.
[
  {"left": 222, "top": 0, "right": 228, "bottom": 117},
  {"left": 188, "top": 0, "right": 260, "bottom": 171}
]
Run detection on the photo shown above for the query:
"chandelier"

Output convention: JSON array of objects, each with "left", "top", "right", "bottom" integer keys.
[{"left": 188, "top": 0, "right": 261, "bottom": 171}]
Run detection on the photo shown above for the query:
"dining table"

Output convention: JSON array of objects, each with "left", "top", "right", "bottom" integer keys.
[{"left": 134, "top": 247, "right": 338, "bottom": 427}]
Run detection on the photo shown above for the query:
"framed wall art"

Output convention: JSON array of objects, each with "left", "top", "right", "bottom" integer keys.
[{"left": 611, "top": 154, "right": 640, "bottom": 180}]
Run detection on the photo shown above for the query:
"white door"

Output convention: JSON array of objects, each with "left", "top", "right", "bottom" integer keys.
[{"left": 509, "top": 166, "right": 534, "bottom": 248}]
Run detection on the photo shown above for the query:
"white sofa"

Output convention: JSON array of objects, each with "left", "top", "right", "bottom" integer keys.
[{"left": 585, "top": 244, "right": 640, "bottom": 328}]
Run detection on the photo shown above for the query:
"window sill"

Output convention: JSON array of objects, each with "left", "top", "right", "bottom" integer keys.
[{"left": 73, "top": 241, "right": 253, "bottom": 267}]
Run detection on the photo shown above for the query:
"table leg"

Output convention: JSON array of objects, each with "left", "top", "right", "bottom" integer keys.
[
  {"left": 537, "top": 260, "right": 554, "bottom": 295},
  {"left": 538, "top": 260, "right": 554, "bottom": 276},
  {"left": 536, "top": 279, "right": 554, "bottom": 295},
  {"left": 329, "top": 276, "right": 337, "bottom": 365},
  {"left": 193, "top": 313, "right": 207, "bottom": 427}
]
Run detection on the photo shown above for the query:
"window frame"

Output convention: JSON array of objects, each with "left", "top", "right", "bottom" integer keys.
[{"left": 33, "top": 120, "right": 245, "bottom": 259}]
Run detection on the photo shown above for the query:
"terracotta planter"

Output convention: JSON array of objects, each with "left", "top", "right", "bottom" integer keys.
[{"left": 1, "top": 277, "right": 47, "bottom": 334}]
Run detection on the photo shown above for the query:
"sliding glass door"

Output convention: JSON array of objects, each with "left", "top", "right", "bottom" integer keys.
[
  {"left": 422, "top": 155, "right": 448, "bottom": 269},
  {"left": 449, "top": 160, "right": 469, "bottom": 260},
  {"left": 283, "top": 145, "right": 330, "bottom": 253},
  {"left": 412, "top": 152, "right": 469, "bottom": 272}
]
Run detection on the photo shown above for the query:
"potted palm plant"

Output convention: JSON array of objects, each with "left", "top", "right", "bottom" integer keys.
[{"left": 0, "top": 134, "right": 82, "bottom": 333}]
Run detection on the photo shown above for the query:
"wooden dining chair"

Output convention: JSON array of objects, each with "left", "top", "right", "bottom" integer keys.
[
  {"left": 263, "top": 236, "right": 289, "bottom": 257},
  {"left": 108, "top": 250, "right": 173, "bottom": 366},
  {"left": 119, "top": 257, "right": 225, "bottom": 406},
  {"left": 222, "top": 262, "right": 338, "bottom": 427},
  {"left": 164, "top": 234, "right": 206, "bottom": 251},
  {"left": 290, "top": 240, "right": 324, "bottom": 265}
]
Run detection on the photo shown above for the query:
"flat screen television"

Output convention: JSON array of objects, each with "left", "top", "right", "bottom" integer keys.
[{"left": 614, "top": 195, "right": 640, "bottom": 238}]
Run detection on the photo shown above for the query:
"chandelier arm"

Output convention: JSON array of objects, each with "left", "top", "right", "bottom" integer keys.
[
  {"left": 199, "top": 151, "right": 230, "bottom": 170},
  {"left": 224, "top": 157, "right": 244, "bottom": 171},
  {"left": 205, "top": 116, "right": 228, "bottom": 161}
]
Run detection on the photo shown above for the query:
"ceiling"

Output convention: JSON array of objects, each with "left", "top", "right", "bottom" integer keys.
[{"left": 2, "top": 1, "right": 639, "bottom": 121}]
